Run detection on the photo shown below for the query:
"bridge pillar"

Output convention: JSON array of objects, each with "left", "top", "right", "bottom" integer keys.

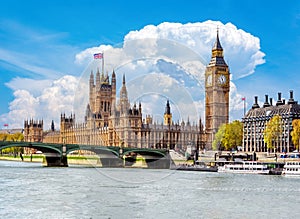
[
  {"left": 100, "top": 157, "right": 123, "bottom": 167},
  {"left": 146, "top": 157, "right": 172, "bottom": 169},
  {"left": 43, "top": 154, "right": 68, "bottom": 167},
  {"left": 122, "top": 152, "right": 173, "bottom": 169}
]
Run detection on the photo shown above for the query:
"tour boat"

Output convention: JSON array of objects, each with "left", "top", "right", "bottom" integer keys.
[
  {"left": 218, "top": 161, "right": 269, "bottom": 174},
  {"left": 282, "top": 161, "right": 300, "bottom": 176}
]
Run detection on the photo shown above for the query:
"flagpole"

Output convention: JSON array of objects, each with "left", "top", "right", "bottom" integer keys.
[
  {"left": 243, "top": 97, "right": 246, "bottom": 116},
  {"left": 102, "top": 51, "right": 104, "bottom": 74}
]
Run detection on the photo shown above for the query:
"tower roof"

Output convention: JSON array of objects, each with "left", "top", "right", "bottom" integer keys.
[
  {"left": 165, "top": 100, "right": 171, "bottom": 114},
  {"left": 122, "top": 74, "right": 126, "bottom": 85},
  {"left": 212, "top": 29, "right": 223, "bottom": 51},
  {"left": 208, "top": 29, "right": 228, "bottom": 67}
]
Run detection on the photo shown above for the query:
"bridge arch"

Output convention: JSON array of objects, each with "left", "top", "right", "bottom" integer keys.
[
  {"left": 0, "top": 141, "right": 66, "bottom": 167},
  {"left": 65, "top": 144, "right": 122, "bottom": 167},
  {"left": 66, "top": 144, "right": 120, "bottom": 157},
  {"left": 0, "top": 141, "right": 62, "bottom": 154},
  {"left": 122, "top": 148, "right": 167, "bottom": 157},
  {"left": 122, "top": 148, "right": 170, "bottom": 169}
]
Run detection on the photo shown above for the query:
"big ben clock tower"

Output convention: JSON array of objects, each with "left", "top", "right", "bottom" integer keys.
[{"left": 205, "top": 30, "right": 230, "bottom": 149}]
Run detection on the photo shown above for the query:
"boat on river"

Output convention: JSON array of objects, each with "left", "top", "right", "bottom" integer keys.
[
  {"left": 218, "top": 161, "right": 269, "bottom": 174},
  {"left": 282, "top": 161, "right": 300, "bottom": 176},
  {"left": 171, "top": 162, "right": 218, "bottom": 172}
]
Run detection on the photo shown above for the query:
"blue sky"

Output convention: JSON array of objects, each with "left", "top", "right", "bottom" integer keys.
[{"left": 1, "top": 0, "right": 300, "bottom": 128}]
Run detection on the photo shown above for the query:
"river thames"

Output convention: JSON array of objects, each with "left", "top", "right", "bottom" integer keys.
[{"left": 0, "top": 160, "right": 299, "bottom": 219}]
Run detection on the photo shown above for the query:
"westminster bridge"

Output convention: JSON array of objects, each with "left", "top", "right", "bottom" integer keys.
[{"left": 0, "top": 141, "right": 172, "bottom": 168}]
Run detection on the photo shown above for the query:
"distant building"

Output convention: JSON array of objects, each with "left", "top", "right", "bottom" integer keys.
[
  {"left": 0, "top": 128, "right": 23, "bottom": 134},
  {"left": 242, "top": 91, "right": 300, "bottom": 153},
  {"left": 24, "top": 119, "right": 43, "bottom": 142}
]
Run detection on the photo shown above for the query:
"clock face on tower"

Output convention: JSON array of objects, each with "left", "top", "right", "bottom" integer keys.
[
  {"left": 218, "top": 74, "right": 226, "bottom": 85},
  {"left": 206, "top": 74, "right": 212, "bottom": 86}
]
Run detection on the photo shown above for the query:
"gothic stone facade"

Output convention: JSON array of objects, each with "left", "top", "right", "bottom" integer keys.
[
  {"left": 242, "top": 91, "right": 300, "bottom": 153},
  {"left": 32, "top": 71, "right": 205, "bottom": 151}
]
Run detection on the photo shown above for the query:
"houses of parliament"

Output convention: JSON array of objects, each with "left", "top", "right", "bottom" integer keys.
[{"left": 24, "top": 32, "right": 230, "bottom": 151}]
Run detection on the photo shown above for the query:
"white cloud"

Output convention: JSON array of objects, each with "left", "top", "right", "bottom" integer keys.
[
  {"left": 230, "top": 82, "right": 245, "bottom": 111},
  {"left": 75, "top": 21, "right": 265, "bottom": 79},
  {"left": 5, "top": 77, "right": 53, "bottom": 96},
  {"left": 0, "top": 75, "right": 78, "bottom": 129}
]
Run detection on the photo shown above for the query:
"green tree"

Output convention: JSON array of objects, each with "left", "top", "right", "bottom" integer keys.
[
  {"left": 291, "top": 119, "right": 300, "bottom": 151},
  {"left": 263, "top": 115, "right": 282, "bottom": 152},
  {"left": 212, "top": 120, "right": 243, "bottom": 151},
  {"left": 12, "top": 133, "right": 24, "bottom": 142},
  {"left": 0, "top": 132, "right": 24, "bottom": 154},
  {"left": 223, "top": 120, "right": 243, "bottom": 150},
  {"left": 0, "top": 133, "right": 8, "bottom": 141},
  {"left": 212, "top": 124, "right": 226, "bottom": 150}
]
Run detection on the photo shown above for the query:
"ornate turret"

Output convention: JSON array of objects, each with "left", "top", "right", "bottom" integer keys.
[
  {"left": 23, "top": 119, "right": 43, "bottom": 142},
  {"left": 111, "top": 70, "right": 116, "bottom": 114},
  {"left": 164, "top": 100, "right": 172, "bottom": 125},
  {"left": 122, "top": 74, "right": 126, "bottom": 85},
  {"left": 89, "top": 70, "right": 94, "bottom": 85},
  {"left": 208, "top": 29, "right": 228, "bottom": 67},
  {"left": 96, "top": 68, "right": 101, "bottom": 90},
  {"left": 165, "top": 100, "right": 171, "bottom": 114},
  {"left": 213, "top": 29, "right": 223, "bottom": 50},
  {"left": 139, "top": 102, "right": 142, "bottom": 115},
  {"left": 104, "top": 71, "right": 109, "bottom": 84},
  {"left": 119, "top": 74, "right": 130, "bottom": 115},
  {"left": 51, "top": 120, "right": 55, "bottom": 131},
  {"left": 101, "top": 71, "right": 105, "bottom": 83},
  {"left": 89, "top": 70, "right": 95, "bottom": 112},
  {"left": 60, "top": 113, "right": 75, "bottom": 131}
]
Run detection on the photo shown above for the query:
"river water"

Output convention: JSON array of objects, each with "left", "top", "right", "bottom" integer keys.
[{"left": 0, "top": 160, "right": 299, "bottom": 219}]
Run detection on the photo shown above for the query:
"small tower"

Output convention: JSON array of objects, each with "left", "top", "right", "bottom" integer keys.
[
  {"left": 89, "top": 70, "right": 95, "bottom": 112},
  {"left": 60, "top": 113, "right": 75, "bottom": 131},
  {"left": 111, "top": 70, "right": 116, "bottom": 114},
  {"left": 23, "top": 119, "right": 43, "bottom": 142},
  {"left": 164, "top": 100, "right": 172, "bottom": 126},
  {"left": 96, "top": 68, "right": 101, "bottom": 90},
  {"left": 119, "top": 74, "right": 130, "bottom": 115},
  {"left": 51, "top": 120, "right": 55, "bottom": 131}
]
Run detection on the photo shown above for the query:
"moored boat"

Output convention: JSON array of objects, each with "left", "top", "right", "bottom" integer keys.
[
  {"left": 218, "top": 161, "right": 269, "bottom": 174},
  {"left": 282, "top": 161, "right": 300, "bottom": 176},
  {"left": 170, "top": 162, "right": 218, "bottom": 172}
]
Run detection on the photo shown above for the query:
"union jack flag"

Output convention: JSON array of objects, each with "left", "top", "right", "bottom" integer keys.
[{"left": 93, "top": 53, "right": 103, "bottom": 59}]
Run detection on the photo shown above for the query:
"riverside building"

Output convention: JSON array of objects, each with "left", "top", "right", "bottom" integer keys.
[{"left": 242, "top": 91, "right": 300, "bottom": 153}]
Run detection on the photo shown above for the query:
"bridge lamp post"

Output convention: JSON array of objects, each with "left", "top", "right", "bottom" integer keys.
[
  {"left": 120, "top": 139, "right": 125, "bottom": 166},
  {"left": 62, "top": 137, "right": 66, "bottom": 156}
]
